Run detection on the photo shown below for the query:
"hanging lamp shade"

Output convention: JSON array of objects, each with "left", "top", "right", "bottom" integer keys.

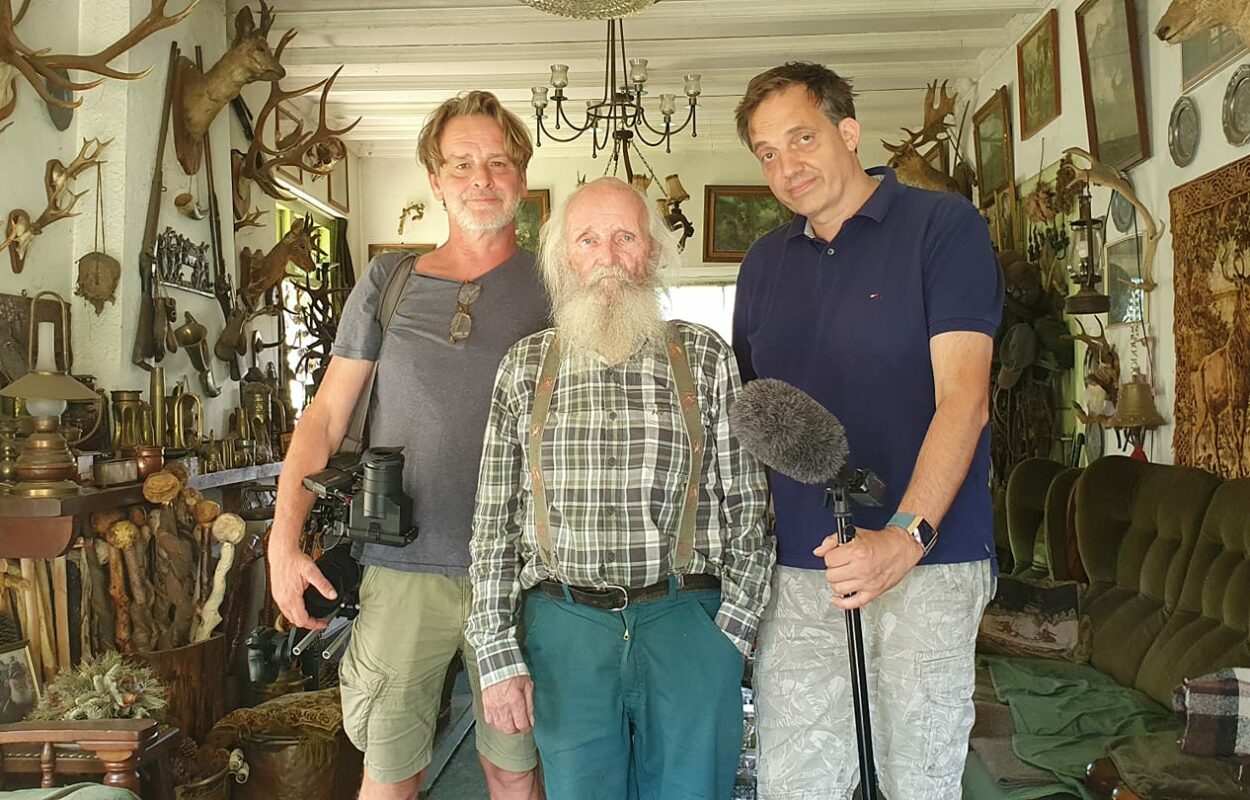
[{"left": 515, "top": 0, "right": 658, "bottom": 19}]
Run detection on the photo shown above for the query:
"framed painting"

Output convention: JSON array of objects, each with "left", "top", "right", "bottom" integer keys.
[
  {"left": 974, "top": 86, "right": 1014, "bottom": 203},
  {"left": 274, "top": 104, "right": 304, "bottom": 185},
  {"left": 1017, "top": 9, "right": 1062, "bottom": 139},
  {"left": 367, "top": 242, "right": 435, "bottom": 262},
  {"left": 327, "top": 158, "right": 350, "bottom": 214},
  {"left": 1075, "top": 0, "right": 1151, "bottom": 171},
  {"left": 1106, "top": 234, "right": 1146, "bottom": 327},
  {"left": 0, "top": 641, "right": 39, "bottom": 724},
  {"left": 923, "top": 141, "right": 950, "bottom": 175},
  {"left": 702, "top": 185, "right": 793, "bottom": 263},
  {"left": 515, "top": 189, "right": 551, "bottom": 252},
  {"left": 1181, "top": 25, "right": 1247, "bottom": 91}
]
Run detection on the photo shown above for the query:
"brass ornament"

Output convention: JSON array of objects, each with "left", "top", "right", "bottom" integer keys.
[{"left": 75, "top": 163, "right": 119, "bottom": 314}]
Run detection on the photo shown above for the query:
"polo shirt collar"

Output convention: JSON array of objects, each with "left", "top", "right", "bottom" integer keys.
[{"left": 789, "top": 166, "right": 901, "bottom": 240}]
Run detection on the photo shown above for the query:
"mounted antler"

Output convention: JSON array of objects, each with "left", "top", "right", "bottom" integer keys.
[
  {"left": 172, "top": 0, "right": 294, "bottom": 174},
  {"left": 234, "top": 208, "right": 268, "bottom": 232},
  {"left": 882, "top": 80, "right": 963, "bottom": 195},
  {"left": 1064, "top": 316, "right": 1121, "bottom": 423},
  {"left": 231, "top": 66, "right": 360, "bottom": 220},
  {"left": 0, "top": 0, "right": 196, "bottom": 133},
  {"left": 1062, "top": 146, "right": 1164, "bottom": 291},
  {"left": 1, "top": 137, "right": 111, "bottom": 273}
]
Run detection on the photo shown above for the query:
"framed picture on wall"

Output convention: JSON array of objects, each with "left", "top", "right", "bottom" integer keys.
[
  {"left": 702, "top": 185, "right": 794, "bottom": 263},
  {"left": 1017, "top": 9, "right": 1062, "bottom": 140},
  {"left": 1075, "top": 0, "right": 1151, "bottom": 171},
  {"left": 1181, "top": 25, "right": 1247, "bottom": 91},
  {"left": 973, "top": 86, "right": 1013, "bottom": 203},
  {"left": 0, "top": 641, "right": 39, "bottom": 724},
  {"left": 327, "top": 159, "right": 350, "bottom": 214},
  {"left": 274, "top": 104, "right": 304, "bottom": 185},
  {"left": 367, "top": 242, "right": 436, "bottom": 262},
  {"left": 923, "top": 141, "right": 949, "bottom": 175},
  {"left": 1106, "top": 234, "right": 1146, "bottom": 327},
  {"left": 515, "top": 189, "right": 551, "bottom": 252}
]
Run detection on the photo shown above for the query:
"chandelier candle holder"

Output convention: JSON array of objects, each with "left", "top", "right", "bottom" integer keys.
[{"left": 530, "top": 20, "right": 700, "bottom": 157}]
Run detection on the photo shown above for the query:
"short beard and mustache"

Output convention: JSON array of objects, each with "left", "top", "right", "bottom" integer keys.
[
  {"left": 552, "top": 264, "right": 665, "bottom": 364},
  {"left": 448, "top": 189, "right": 521, "bottom": 235}
]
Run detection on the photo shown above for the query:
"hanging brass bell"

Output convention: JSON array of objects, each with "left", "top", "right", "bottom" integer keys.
[{"left": 1109, "top": 378, "right": 1166, "bottom": 429}]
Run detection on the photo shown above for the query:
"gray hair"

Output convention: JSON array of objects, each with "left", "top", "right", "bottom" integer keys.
[{"left": 537, "top": 177, "right": 680, "bottom": 303}]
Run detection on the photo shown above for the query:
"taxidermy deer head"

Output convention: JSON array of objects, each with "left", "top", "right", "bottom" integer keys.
[
  {"left": 173, "top": 0, "right": 294, "bottom": 175},
  {"left": 1156, "top": 0, "right": 1250, "bottom": 49},
  {"left": 881, "top": 81, "right": 970, "bottom": 198},
  {"left": 230, "top": 67, "right": 359, "bottom": 222},
  {"left": 1065, "top": 317, "right": 1121, "bottom": 425},
  {"left": 1, "top": 138, "right": 111, "bottom": 273},
  {"left": 238, "top": 213, "right": 324, "bottom": 311},
  {"left": 0, "top": 0, "right": 196, "bottom": 136}
]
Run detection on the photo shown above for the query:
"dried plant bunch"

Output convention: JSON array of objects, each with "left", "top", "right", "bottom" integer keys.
[{"left": 28, "top": 651, "right": 167, "bottom": 721}]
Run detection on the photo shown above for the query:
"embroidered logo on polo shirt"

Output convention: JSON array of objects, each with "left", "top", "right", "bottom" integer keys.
[{"left": 869, "top": 292, "right": 882, "bottom": 300}]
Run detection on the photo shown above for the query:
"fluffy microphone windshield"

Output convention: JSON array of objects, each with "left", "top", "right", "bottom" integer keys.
[{"left": 729, "top": 378, "right": 850, "bottom": 485}]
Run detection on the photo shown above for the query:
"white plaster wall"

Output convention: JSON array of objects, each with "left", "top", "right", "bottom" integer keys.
[
  {"left": 355, "top": 136, "right": 891, "bottom": 283},
  {"left": 964, "top": 0, "right": 1250, "bottom": 463}
]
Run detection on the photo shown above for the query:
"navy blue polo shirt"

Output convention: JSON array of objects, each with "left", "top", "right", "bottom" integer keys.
[{"left": 732, "top": 167, "right": 1003, "bottom": 570}]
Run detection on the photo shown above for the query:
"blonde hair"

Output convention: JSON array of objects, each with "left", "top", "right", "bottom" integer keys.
[
  {"left": 416, "top": 91, "right": 534, "bottom": 174},
  {"left": 538, "top": 178, "right": 680, "bottom": 305}
]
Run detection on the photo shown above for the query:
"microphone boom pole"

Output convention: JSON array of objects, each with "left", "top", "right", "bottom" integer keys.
[{"left": 825, "top": 481, "right": 879, "bottom": 800}]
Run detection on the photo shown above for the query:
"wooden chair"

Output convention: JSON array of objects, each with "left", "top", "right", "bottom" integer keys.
[{"left": 0, "top": 719, "right": 177, "bottom": 799}]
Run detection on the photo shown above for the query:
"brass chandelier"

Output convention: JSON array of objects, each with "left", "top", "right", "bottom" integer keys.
[{"left": 529, "top": 19, "right": 701, "bottom": 160}]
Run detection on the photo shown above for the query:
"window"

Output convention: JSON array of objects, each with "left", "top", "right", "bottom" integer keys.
[{"left": 661, "top": 284, "right": 737, "bottom": 343}]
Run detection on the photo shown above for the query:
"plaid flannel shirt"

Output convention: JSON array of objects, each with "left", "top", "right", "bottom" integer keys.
[{"left": 467, "top": 321, "right": 774, "bottom": 690}]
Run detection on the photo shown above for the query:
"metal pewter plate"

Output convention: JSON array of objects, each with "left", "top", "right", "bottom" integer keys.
[
  {"left": 1111, "top": 173, "right": 1135, "bottom": 233},
  {"left": 1169, "top": 95, "right": 1200, "bottom": 167},
  {"left": 1224, "top": 64, "right": 1250, "bottom": 147}
]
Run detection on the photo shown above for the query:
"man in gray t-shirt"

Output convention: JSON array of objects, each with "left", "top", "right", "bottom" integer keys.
[{"left": 269, "top": 91, "right": 548, "bottom": 800}]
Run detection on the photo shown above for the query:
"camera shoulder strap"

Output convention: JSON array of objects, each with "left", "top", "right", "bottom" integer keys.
[{"left": 339, "top": 253, "right": 418, "bottom": 457}]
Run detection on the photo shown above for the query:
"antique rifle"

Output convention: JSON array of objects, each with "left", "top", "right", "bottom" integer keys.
[
  {"left": 132, "top": 41, "right": 179, "bottom": 370},
  {"left": 196, "top": 46, "right": 243, "bottom": 382}
]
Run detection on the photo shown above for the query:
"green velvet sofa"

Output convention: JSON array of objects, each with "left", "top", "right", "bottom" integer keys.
[{"left": 964, "top": 455, "right": 1250, "bottom": 799}]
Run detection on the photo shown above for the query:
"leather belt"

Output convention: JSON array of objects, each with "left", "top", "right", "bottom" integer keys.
[{"left": 534, "top": 574, "right": 721, "bottom": 612}]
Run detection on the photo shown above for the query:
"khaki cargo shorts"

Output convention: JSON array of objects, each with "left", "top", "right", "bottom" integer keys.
[{"left": 337, "top": 566, "right": 538, "bottom": 784}]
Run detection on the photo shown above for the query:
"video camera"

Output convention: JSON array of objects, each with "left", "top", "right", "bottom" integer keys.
[{"left": 302, "top": 447, "right": 417, "bottom": 549}]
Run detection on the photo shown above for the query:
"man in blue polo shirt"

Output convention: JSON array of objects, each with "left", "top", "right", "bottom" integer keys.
[{"left": 732, "top": 63, "right": 1003, "bottom": 799}]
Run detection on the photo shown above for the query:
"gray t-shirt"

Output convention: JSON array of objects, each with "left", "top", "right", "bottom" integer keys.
[{"left": 330, "top": 249, "right": 549, "bottom": 573}]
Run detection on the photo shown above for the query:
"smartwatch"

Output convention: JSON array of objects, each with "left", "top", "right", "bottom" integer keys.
[{"left": 886, "top": 511, "right": 938, "bottom": 556}]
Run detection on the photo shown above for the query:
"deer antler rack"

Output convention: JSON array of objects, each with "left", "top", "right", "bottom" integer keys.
[{"left": 0, "top": 0, "right": 197, "bottom": 132}]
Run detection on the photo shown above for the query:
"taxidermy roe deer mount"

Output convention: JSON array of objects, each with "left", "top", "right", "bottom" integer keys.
[
  {"left": 173, "top": 0, "right": 293, "bottom": 175},
  {"left": 0, "top": 0, "right": 196, "bottom": 136}
]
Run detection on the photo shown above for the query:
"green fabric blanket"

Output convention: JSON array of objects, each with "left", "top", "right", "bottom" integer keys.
[
  {"left": 981, "top": 655, "right": 1180, "bottom": 799},
  {"left": 0, "top": 785, "right": 138, "bottom": 799}
]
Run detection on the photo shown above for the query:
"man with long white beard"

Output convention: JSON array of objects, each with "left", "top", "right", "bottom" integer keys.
[{"left": 467, "top": 177, "right": 774, "bottom": 800}]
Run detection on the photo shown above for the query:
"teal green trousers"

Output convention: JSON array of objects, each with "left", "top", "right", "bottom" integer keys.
[{"left": 522, "top": 584, "right": 745, "bottom": 800}]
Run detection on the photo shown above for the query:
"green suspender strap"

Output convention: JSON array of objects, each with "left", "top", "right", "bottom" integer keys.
[
  {"left": 526, "top": 322, "right": 704, "bottom": 579},
  {"left": 528, "top": 334, "right": 564, "bottom": 575},
  {"left": 663, "top": 322, "right": 704, "bottom": 573},
  {"left": 338, "top": 254, "right": 417, "bottom": 458}
]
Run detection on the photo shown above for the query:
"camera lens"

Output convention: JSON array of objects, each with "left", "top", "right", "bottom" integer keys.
[
  {"left": 303, "top": 545, "right": 361, "bottom": 619},
  {"left": 362, "top": 449, "right": 404, "bottom": 520}
]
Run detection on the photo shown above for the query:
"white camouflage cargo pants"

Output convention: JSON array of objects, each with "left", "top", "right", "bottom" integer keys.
[{"left": 754, "top": 561, "right": 994, "bottom": 800}]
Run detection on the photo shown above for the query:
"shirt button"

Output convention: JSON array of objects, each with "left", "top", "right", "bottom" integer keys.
[
  {"left": 605, "top": 506, "right": 617, "bottom": 516},
  {"left": 826, "top": 247, "right": 836, "bottom": 256},
  {"left": 608, "top": 411, "right": 618, "bottom": 421},
  {"left": 605, "top": 551, "right": 617, "bottom": 563},
  {"left": 607, "top": 456, "right": 617, "bottom": 467}
]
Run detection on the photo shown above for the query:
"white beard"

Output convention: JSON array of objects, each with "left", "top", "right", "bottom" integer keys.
[{"left": 553, "top": 265, "right": 665, "bottom": 364}]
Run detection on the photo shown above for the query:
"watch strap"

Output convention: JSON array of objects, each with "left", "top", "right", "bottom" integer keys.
[{"left": 886, "top": 511, "right": 938, "bottom": 555}]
